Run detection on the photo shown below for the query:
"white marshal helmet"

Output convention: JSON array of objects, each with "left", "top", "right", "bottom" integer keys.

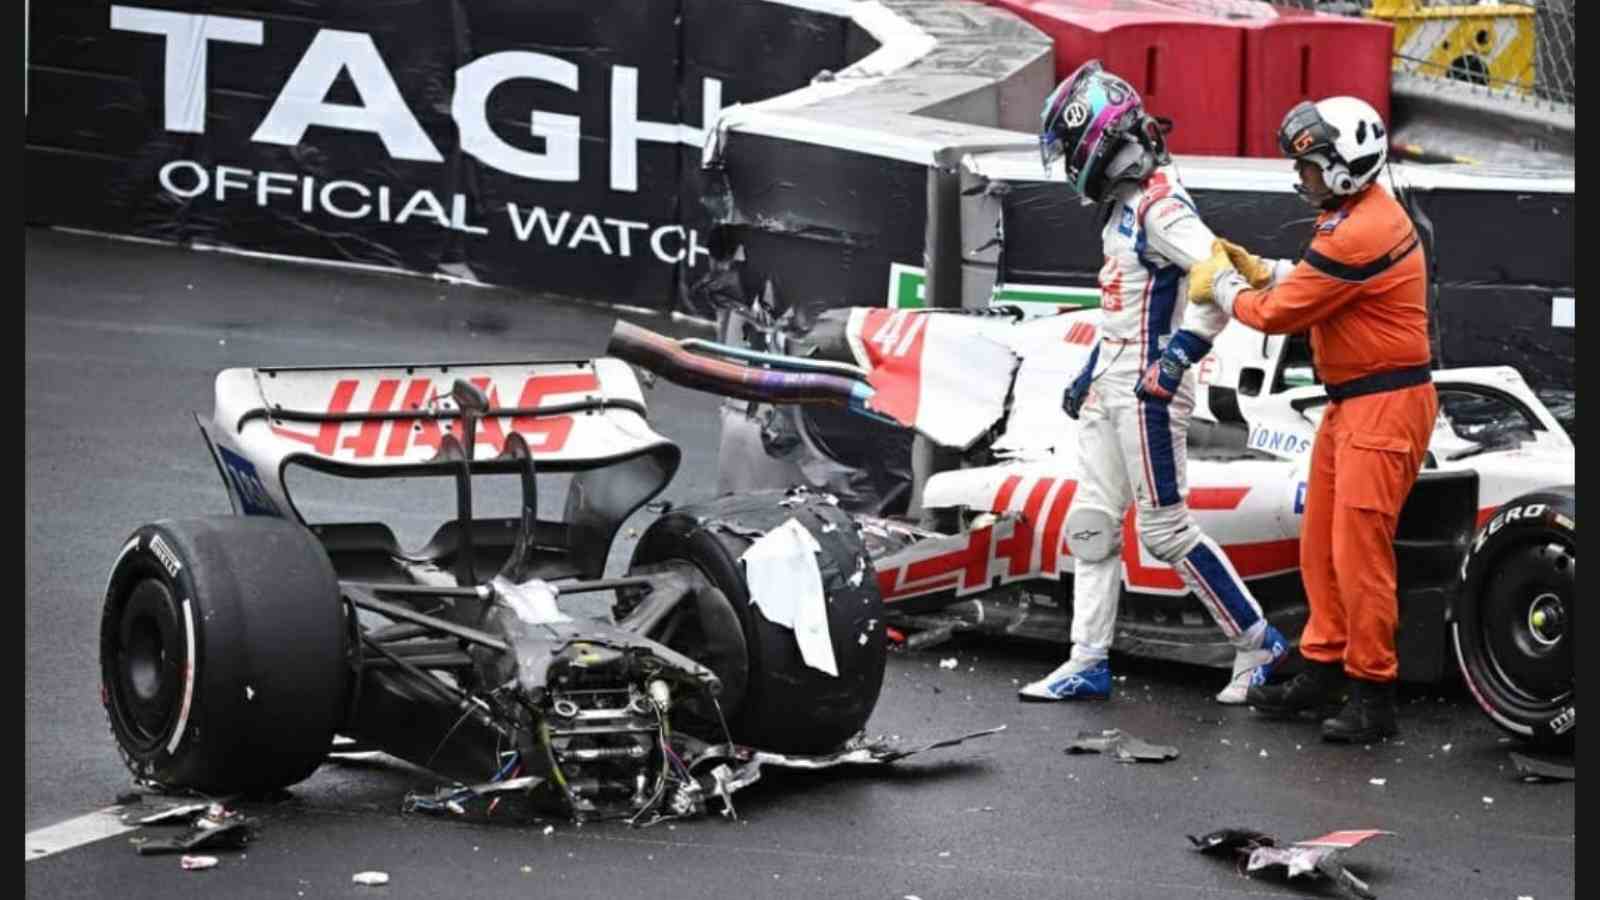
[{"left": 1277, "top": 96, "right": 1389, "bottom": 207}]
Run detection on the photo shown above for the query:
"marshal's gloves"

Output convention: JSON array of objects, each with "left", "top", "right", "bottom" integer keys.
[
  {"left": 1216, "top": 237, "right": 1275, "bottom": 289},
  {"left": 1135, "top": 329, "right": 1212, "bottom": 405},
  {"left": 1186, "top": 241, "right": 1236, "bottom": 305},
  {"left": 1062, "top": 343, "right": 1100, "bottom": 420}
]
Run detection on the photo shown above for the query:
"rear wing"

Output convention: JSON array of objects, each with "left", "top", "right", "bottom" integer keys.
[{"left": 197, "top": 358, "right": 678, "bottom": 522}]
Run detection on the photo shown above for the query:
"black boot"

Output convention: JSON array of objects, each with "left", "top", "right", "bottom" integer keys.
[
  {"left": 1246, "top": 658, "right": 1345, "bottom": 719},
  {"left": 1321, "top": 678, "right": 1399, "bottom": 743}
]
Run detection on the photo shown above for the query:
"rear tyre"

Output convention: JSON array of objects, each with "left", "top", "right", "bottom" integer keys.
[
  {"left": 1452, "top": 488, "right": 1575, "bottom": 747},
  {"left": 101, "top": 517, "right": 349, "bottom": 794},
  {"left": 629, "top": 490, "right": 886, "bottom": 754}
]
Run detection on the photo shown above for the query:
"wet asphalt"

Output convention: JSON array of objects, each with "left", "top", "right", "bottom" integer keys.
[{"left": 25, "top": 228, "right": 1575, "bottom": 899}]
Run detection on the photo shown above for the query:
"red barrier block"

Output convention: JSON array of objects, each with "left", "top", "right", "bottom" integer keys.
[
  {"left": 985, "top": 1, "right": 1246, "bottom": 156},
  {"left": 1237, "top": 7, "right": 1393, "bottom": 159}
]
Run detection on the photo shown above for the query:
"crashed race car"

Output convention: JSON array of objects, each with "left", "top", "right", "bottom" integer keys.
[
  {"left": 607, "top": 300, "right": 1575, "bottom": 746},
  {"left": 99, "top": 359, "right": 1000, "bottom": 824}
]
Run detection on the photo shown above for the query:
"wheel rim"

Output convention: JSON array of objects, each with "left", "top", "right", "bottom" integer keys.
[
  {"left": 1481, "top": 544, "right": 1573, "bottom": 708},
  {"left": 624, "top": 558, "right": 749, "bottom": 727},
  {"left": 108, "top": 578, "right": 186, "bottom": 752}
]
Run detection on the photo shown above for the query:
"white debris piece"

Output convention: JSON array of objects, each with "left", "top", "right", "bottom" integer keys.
[
  {"left": 180, "top": 855, "right": 219, "bottom": 871},
  {"left": 1259, "top": 749, "right": 1269, "bottom": 758},
  {"left": 937, "top": 851, "right": 950, "bottom": 858},
  {"left": 1483, "top": 796, "right": 1495, "bottom": 805},
  {"left": 740, "top": 518, "right": 837, "bottom": 676},
  {"left": 858, "top": 633, "right": 869, "bottom": 646},
  {"left": 939, "top": 658, "right": 959, "bottom": 670},
  {"left": 1441, "top": 743, "right": 1452, "bottom": 752},
  {"left": 543, "top": 825, "right": 555, "bottom": 836},
  {"left": 352, "top": 872, "right": 390, "bottom": 886},
  {"left": 1369, "top": 778, "right": 1387, "bottom": 786}
]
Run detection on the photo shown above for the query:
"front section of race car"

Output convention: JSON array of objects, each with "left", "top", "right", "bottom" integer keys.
[
  {"left": 98, "top": 356, "right": 1000, "bottom": 823},
  {"left": 609, "top": 301, "right": 1574, "bottom": 743}
]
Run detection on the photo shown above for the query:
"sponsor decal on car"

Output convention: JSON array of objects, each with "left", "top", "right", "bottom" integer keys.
[
  {"left": 877, "top": 477, "right": 1294, "bottom": 599},
  {"left": 266, "top": 372, "right": 601, "bottom": 460},
  {"left": 1248, "top": 426, "right": 1312, "bottom": 455},
  {"left": 1471, "top": 503, "right": 1548, "bottom": 554},
  {"left": 217, "top": 446, "right": 281, "bottom": 517}
]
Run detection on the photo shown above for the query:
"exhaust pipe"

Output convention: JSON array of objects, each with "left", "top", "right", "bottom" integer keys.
[{"left": 607, "top": 320, "right": 878, "bottom": 411}]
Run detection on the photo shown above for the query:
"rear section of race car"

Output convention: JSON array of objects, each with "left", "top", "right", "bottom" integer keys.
[{"left": 97, "top": 358, "right": 891, "bottom": 821}]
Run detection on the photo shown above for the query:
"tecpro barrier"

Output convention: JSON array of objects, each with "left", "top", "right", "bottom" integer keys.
[{"left": 25, "top": 0, "right": 863, "bottom": 312}]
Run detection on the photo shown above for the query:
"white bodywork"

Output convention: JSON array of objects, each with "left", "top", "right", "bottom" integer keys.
[
  {"left": 836, "top": 308, "right": 1574, "bottom": 602},
  {"left": 198, "top": 358, "right": 673, "bottom": 521}
]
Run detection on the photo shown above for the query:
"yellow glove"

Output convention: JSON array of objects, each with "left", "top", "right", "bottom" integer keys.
[
  {"left": 1217, "top": 237, "right": 1274, "bottom": 289},
  {"left": 1187, "top": 240, "right": 1235, "bottom": 305}
]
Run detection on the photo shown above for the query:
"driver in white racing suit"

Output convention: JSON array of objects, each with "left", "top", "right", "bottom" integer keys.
[{"left": 1018, "top": 61, "right": 1288, "bottom": 704}]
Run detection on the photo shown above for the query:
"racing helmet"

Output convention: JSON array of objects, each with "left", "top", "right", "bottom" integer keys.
[
  {"left": 1039, "top": 60, "right": 1171, "bottom": 203},
  {"left": 1277, "top": 96, "right": 1389, "bottom": 209}
]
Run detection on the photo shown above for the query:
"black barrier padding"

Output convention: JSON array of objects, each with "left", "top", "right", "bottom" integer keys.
[
  {"left": 30, "top": 2, "right": 158, "bottom": 74},
  {"left": 464, "top": 139, "right": 683, "bottom": 299},
  {"left": 844, "top": 20, "right": 882, "bottom": 65},
  {"left": 1416, "top": 190, "right": 1573, "bottom": 287},
  {"left": 995, "top": 181, "right": 1321, "bottom": 282},
  {"left": 26, "top": 68, "right": 155, "bottom": 156},
  {"left": 682, "top": 0, "right": 847, "bottom": 100},
  {"left": 992, "top": 182, "right": 1106, "bottom": 281},
  {"left": 1187, "top": 191, "right": 1322, "bottom": 262},
  {"left": 721, "top": 132, "right": 927, "bottom": 260},
  {"left": 468, "top": 0, "right": 680, "bottom": 59},
  {"left": 470, "top": 12, "right": 680, "bottom": 141},
  {"left": 31, "top": 0, "right": 878, "bottom": 312},
  {"left": 1434, "top": 284, "right": 1575, "bottom": 393},
  {"left": 733, "top": 229, "right": 908, "bottom": 319}
]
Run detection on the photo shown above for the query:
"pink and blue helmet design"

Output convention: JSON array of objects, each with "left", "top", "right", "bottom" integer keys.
[{"left": 1039, "top": 60, "right": 1146, "bottom": 201}]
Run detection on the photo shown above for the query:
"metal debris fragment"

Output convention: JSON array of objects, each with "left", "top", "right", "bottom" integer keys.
[
  {"left": 1510, "top": 752, "right": 1575, "bottom": 782},
  {"left": 1190, "top": 828, "right": 1393, "bottom": 900},
  {"left": 137, "top": 806, "right": 254, "bottom": 857},
  {"left": 1065, "top": 729, "right": 1179, "bottom": 763},
  {"left": 129, "top": 803, "right": 209, "bottom": 826}
]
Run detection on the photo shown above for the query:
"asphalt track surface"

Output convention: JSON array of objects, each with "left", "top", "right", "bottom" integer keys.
[{"left": 26, "top": 228, "right": 1575, "bottom": 899}]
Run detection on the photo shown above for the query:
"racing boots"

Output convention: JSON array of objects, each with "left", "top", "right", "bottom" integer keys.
[
  {"left": 1216, "top": 623, "right": 1289, "bottom": 704},
  {"left": 1321, "top": 678, "right": 1399, "bottom": 743},
  {"left": 1019, "top": 657, "right": 1112, "bottom": 701},
  {"left": 1245, "top": 657, "right": 1346, "bottom": 719}
]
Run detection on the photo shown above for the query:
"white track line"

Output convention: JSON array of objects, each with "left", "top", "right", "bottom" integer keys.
[{"left": 25, "top": 806, "right": 139, "bottom": 861}]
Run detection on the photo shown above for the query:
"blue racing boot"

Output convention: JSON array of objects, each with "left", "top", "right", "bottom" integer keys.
[
  {"left": 1018, "top": 658, "right": 1112, "bottom": 701},
  {"left": 1216, "top": 623, "right": 1288, "bottom": 704}
]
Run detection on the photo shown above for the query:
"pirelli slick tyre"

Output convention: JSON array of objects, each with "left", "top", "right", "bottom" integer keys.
[
  {"left": 1452, "top": 488, "right": 1575, "bottom": 748},
  {"left": 100, "top": 517, "right": 349, "bottom": 794},
  {"left": 629, "top": 490, "right": 887, "bottom": 754}
]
